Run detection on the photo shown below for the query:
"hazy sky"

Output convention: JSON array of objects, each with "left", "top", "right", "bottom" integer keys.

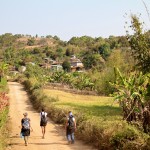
[{"left": 0, "top": 0, "right": 150, "bottom": 41}]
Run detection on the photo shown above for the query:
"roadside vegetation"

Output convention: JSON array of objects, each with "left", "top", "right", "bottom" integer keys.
[
  {"left": 19, "top": 78, "right": 149, "bottom": 149},
  {"left": 0, "top": 63, "right": 9, "bottom": 150}
]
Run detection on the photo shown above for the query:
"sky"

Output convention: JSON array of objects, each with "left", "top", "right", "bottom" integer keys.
[{"left": 0, "top": 0, "right": 150, "bottom": 41}]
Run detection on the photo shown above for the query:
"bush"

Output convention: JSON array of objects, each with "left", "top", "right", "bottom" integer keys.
[
  {"left": 110, "top": 126, "right": 141, "bottom": 149},
  {"left": 142, "top": 137, "right": 150, "bottom": 150},
  {"left": 0, "top": 108, "right": 9, "bottom": 150},
  {"left": 0, "top": 78, "right": 8, "bottom": 93},
  {"left": 92, "top": 68, "right": 115, "bottom": 95}
]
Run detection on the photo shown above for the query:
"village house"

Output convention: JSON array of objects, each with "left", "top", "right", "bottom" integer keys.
[
  {"left": 50, "top": 64, "right": 63, "bottom": 72},
  {"left": 42, "top": 56, "right": 84, "bottom": 72},
  {"left": 70, "top": 55, "right": 84, "bottom": 72}
]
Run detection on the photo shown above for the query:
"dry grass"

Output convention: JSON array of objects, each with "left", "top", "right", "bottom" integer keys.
[
  {"left": 43, "top": 89, "right": 122, "bottom": 122},
  {"left": 44, "top": 89, "right": 113, "bottom": 104},
  {"left": 43, "top": 89, "right": 124, "bottom": 149}
]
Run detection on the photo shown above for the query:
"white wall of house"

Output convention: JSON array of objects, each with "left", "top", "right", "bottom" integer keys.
[{"left": 50, "top": 65, "right": 63, "bottom": 71}]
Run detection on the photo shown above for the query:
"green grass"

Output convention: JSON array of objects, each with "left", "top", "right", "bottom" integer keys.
[
  {"left": 0, "top": 108, "right": 9, "bottom": 150},
  {"left": 43, "top": 89, "right": 122, "bottom": 122}
]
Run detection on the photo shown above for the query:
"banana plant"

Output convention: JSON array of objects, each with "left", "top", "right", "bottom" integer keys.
[
  {"left": 51, "top": 71, "right": 65, "bottom": 82},
  {"left": 111, "top": 67, "right": 149, "bottom": 122},
  {"left": 0, "top": 62, "right": 9, "bottom": 82},
  {"left": 73, "top": 74, "right": 95, "bottom": 90},
  {"left": 0, "top": 63, "right": 9, "bottom": 78}
]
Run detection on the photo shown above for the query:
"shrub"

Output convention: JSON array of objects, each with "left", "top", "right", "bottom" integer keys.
[
  {"left": 110, "top": 126, "right": 140, "bottom": 149},
  {"left": 142, "top": 137, "right": 150, "bottom": 150},
  {"left": 0, "top": 108, "right": 9, "bottom": 150},
  {"left": 0, "top": 78, "right": 8, "bottom": 93}
]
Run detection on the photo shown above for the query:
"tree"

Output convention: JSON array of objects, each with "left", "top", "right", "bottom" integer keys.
[
  {"left": 62, "top": 60, "right": 71, "bottom": 72},
  {"left": 53, "top": 36, "right": 60, "bottom": 41},
  {"left": 3, "top": 47, "right": 15, "bottom": 62},
  {"left": 32, "top": 48, "right": 41, "bottom": 54},
  {"left": 107, "top": 35, "right": 119, "bottom": 49},
  {"left": 106, "top": 49, "right": 133, "bottom": 73},
  {"left": 65, "top": 48, "right": 71, "bottom": 56},
  {"left": 98, "top": 43, "right": 111, "bottom": 59},
  {"left": 126, "top": 14, "right": 150, "bottom": 73},
  {"left": 118, "top": 36, "right": 129, "bottom": 47},
  {"left": 82, "top": 53, "right": 105, "bottom": 70},
  {"left": 68, "top": 36, "right": 94, "bottom": 47},
  {"left": 27, "top": 38, "right": 35, "bottom": 46}
]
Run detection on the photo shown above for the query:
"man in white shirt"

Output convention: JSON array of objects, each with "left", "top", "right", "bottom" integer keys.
[{"left": 40, "top": 109, "right": 48, "bottom": 139}]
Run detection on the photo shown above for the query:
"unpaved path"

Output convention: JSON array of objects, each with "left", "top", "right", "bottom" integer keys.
[{"left": 7, "top": 82, "right": 96, "bottom": 150}]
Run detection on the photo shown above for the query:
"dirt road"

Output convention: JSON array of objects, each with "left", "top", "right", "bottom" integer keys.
[{"left": 7, "top": 82, "right": 96, "bottom": 150}]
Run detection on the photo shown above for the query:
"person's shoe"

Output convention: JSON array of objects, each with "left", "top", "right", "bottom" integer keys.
[
  {"left": 71, "top": 141, "right": 75, "bottom": 144},
  {"left": 68, "top": 141, "right": 71, "bottom": 145}
]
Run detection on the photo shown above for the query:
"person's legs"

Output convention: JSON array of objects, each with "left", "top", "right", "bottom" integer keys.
[
  {"left": 23, "top": 136, "right": 26, "bottom": 145},
  {"left": 67, "top": 134, "right": 71, "bottom": 144},
  {"left": 71, "top": 132, "right": 75, "bottom": 144},
  {"left": 24, "top": 136, "right": 28, "bottom": 146},
  {"left": 43, "top": 126, "right": 46, "bottom": 138},
  {"left": 26, "top": 136, "right": 29, "bottom": 145},
  {"left": 41, "top": 126, "right": 46, "bottom": 138},
  {"left": 41, "top": 126, "right": 44, "bottom": 138}
]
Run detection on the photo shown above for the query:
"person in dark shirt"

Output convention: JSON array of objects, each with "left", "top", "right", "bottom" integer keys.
[{"left": 21, "top": 112, "right": 31, "bottom": 146}]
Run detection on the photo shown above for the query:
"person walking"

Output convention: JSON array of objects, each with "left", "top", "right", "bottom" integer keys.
[
  {"left": 21, "top": 112, "right": 31, "bottom": 146},
  {"left": 40, "top": 109, "right": 48, "bottom": 139},
  {"left": 65, "top": 111, "right": 76, "bottom": 144}
]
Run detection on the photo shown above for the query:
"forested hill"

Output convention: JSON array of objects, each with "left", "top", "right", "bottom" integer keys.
[
  {"left": 0, "top": 24, "right": 149, "bottom": 96},
  {"left": 0, "top": 33, "right": 130, "bottom": 67}
]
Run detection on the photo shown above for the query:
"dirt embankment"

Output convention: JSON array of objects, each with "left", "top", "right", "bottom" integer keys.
[{"left": 45, "top": 83, "right": 98, "bottom": 96}]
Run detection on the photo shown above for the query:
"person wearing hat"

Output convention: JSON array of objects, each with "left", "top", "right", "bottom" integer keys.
[
  {"left": 65, "top": 111, "right": 76, "bottom": 144},
  {"left": 21, "top": 112, "right": 31, "bottom": 146}
]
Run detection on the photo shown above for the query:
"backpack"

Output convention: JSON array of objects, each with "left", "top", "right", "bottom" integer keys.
[
  {"left": 22, "top": 118, "right": 30, "bottom": 129},
  {"left": 41, "top": 112, "right": 47, "bottom": 124},
  {"left": 68, "top": 116, "right": 74, "bottom": 130}
]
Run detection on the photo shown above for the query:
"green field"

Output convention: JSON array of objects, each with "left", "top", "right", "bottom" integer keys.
[
  {"left": 44, "top": 89, "right": 122, "bottom": 123},
  {"left": 30, "top": 86, "right": 149, "bottom": 149}
]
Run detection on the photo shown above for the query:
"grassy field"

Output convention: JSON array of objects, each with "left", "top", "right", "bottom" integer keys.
[{"left": 43, "top": 89, "right": 122, "bottom": 124}]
